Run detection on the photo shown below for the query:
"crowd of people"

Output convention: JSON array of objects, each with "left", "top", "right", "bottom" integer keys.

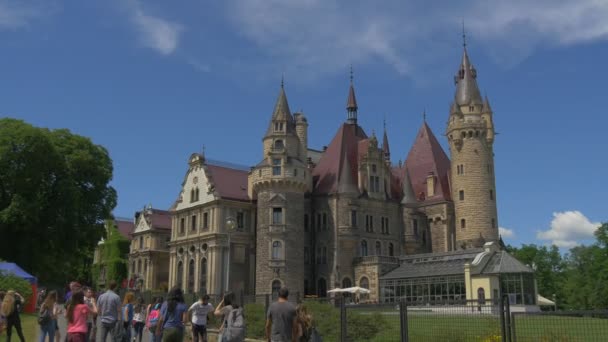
[{"left": 1, "top": 280, "right": 321, "bottom": 342}]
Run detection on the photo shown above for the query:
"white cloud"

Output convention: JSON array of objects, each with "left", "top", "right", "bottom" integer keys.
[
  {"left": 0, "top": 1, "right": 48, "bottom": 30},
  {"left": 537, "top": 211, "right": 601, "bottom": 247},
  {"left": 128, "top": 1, "right": 182, "bottom": 55},
  {"left": 186, "top": 58, "right": 211, "bottom": 73},
  {"left": 499, "top": 227, "right": 514, "bottom": 238},
  {"left": 225, "top": 0, "right": 608, "bottom": 79}
]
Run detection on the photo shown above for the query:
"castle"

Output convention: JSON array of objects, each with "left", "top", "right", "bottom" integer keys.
[{"left": 125, "top": 44, "right": 508, "bottom": 302}]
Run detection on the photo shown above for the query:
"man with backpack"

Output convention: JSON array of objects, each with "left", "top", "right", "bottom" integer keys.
[
  {"left": 188, "top": 294, "right": 214, "bottom": 342},
  {"left": 214, "top": 293, "right": 245, "bottom": 342},
  {"left": 265, "top": 287, "right": 298, "bottom": 342}
]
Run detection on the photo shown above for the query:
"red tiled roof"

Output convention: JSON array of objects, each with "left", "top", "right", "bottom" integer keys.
[
  {"left": 312, "top": 123, "right": 367, "bottom": 194},
  {"left": 206, "top": 164, "right": 249, "bottom": 201},
  {"left": 404, "top": 122, "right": 451, "bottom": 201},
  {"left": 149, "top": 209, "right": 171, "bottom": 230},
  {"left": 116, "top": 219, "right": 135, "bottom": 240}
]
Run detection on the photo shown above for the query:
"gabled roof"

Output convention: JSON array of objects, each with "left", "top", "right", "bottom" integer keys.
[
  {"left": 312, "top": 123, "right": 367, "bottom": 194},
  {"left": 475, "top": 250, "right": 535, "bottom": 275},
  {"left": 404, "top": 122, "right": 451, "bottom": 201},
  {"left": 115, "top": 218, "right": 135, "bottom": 240},
  {"left": 143, "top": 209, "right": 172, "bottom": 230},
  {"left": 206, "top": 163, "right": 249, "bottom": 201},
  {"left": 381, "top": 249, "right": 483, "bottom": 280}
]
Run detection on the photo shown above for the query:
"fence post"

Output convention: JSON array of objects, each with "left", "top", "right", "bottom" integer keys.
[
  {"left": 499, "top": 295, "right": 506, "bottom": 342},
  {"left": 511, "top": 312, "right": 517, "bottom": 342},
  {"left": 504, "top": 296, "right": 512, "bottom": 342},
  {"left": 399, "top": 298, "right": 409, "bottom": 342},
  {"left": 340, "top": 296, "right": 347, "bottom": 342}
]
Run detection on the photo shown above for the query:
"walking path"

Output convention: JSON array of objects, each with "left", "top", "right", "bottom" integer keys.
[{"left": 56, "top": 311, "right": 154, "bottom": 342}]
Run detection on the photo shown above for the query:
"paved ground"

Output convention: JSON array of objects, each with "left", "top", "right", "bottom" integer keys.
[{"left": 56, "top": 313, "right": 154, "bottom": 342}]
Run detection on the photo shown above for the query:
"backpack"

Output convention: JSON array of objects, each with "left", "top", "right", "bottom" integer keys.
[
  {"left": 146, "top": 304, "right": 161, "bottom": 328},
  {"left": 37, "top": 307, "right": 51, "bottom": 326},
  {"left": 223, "top": 307, "right": 245, "bottom": 342}
]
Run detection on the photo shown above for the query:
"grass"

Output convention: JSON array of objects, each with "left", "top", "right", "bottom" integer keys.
[{"left": 0, "top": 313, "right": 38, "bottom": 341}]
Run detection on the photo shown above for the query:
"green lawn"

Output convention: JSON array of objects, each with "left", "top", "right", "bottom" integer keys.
[{"left": 1, "top": 313, "right": 38, "bottom": 341}]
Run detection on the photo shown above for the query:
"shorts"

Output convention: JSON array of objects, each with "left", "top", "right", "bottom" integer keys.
[{"left": 192, "top": 324, "right": 207, "bottom": 335}]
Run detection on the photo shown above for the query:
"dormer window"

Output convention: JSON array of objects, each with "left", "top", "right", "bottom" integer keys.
[
  {"left": 274, "top": 140, "right": 284, "bottom": 150},
  {"left": 469, "top": 106, "right": 475, "bottom": 112},
  {"left": 274, "top": 122, "right": 284, "bottom": 132}
]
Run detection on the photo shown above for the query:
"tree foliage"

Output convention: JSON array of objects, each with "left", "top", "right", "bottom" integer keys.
[
  {"left": 508, "top": 222, "right": 608, "bottom": 310},
  {"left": 92, "top": 220, "right": 129, "bottom": 288},
  {"left": 0, "top": 271, "right": 33, "bottom": 303},
  {"left": 0, "top": 118, "right": 117, "bottom": 285}
]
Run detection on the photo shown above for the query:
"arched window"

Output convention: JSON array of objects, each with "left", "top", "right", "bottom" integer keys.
[
  {"left": 361, "top": 240, "right": 368, "bottom": 257},
  {"left": 274, "top": 140, "right": 284, "bottom": 150},
  {"left": 176, "top": 261, "right": 183, "bottom": 289},
  {"left": 360, "top": 277, "right": 369, "bottom": 289},
  {"left": 190, "top": 189, "right": 195, "bottom": 202},
  {"left": 478, "top": 287, "right": 486, "bottom": 304},
  {"left": 272, "top": 241, "right": 282, "bottom": 259},
  {"left": 317, "top": 278, "right": 327, "bottom": 297},
  {"left": 200, "top": 258, "right": 208, "bottom": 294},
  {"left": 272, "top": 280, "right": 282, "bottom": 300},
  {"left": 388, "top": 243, "right": 394, "bottom": 257},
  {"left": 188, "top": 259, "right": 195, "bottom": 293},
  {"left": 375, "top": 241, "right": 382, "bottom": 256},
  {"left": 195, "top": 188, "right": 200, "bottom": 201},
  {"left": 342, "top": 278, "right": 352, "bottom": 289}
]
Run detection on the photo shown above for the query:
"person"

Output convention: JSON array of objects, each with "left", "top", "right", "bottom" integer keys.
[
  {"left": 265, "top": 287, "right": 297, "bottom": 342},
  {"left": 1, "top": 290, "right": 26, "bottom": 342},
  {"left": 97, "top": 280, "right": 122, "bottom": 342},
  {"left": 0, "top": 291, "right": 5, "bottom": 334},
  {"left": 147, "top": 297, "right": 163, "bottom": 342},
  {"left": 66, "top": 291, "right": 98, "bottom": 342},
  {"left": 213, "top": 293, "right": 234, "bottom": 341},
  {"left": 294, "top": 305, "right": 313, "bottom": 342},
  {"left": 83, "top": 288, "right": 97, "bottom": 342},
  {"left": 122, "top": 292, "right": 136, "bottom": 342},
  {"left": 132, "top": 297, "right": 146, "bottom": 342},
  {"left": 39, "top": 291, "right": 59, "bottom": 342},
  {"left": 188, "top": 294, "right": 214, "bottom": 342},
  {"left": 156, "top": 287, "right": 187, "bottom": 342}
]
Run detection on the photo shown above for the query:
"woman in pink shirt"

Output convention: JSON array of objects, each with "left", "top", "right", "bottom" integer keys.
[{"left": 66, "top": 291, "right": 97, "bottom": 342}]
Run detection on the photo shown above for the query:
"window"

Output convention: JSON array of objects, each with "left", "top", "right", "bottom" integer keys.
[
  {"left": 369, "top": 176, "right": 380, "bottom": 192},
  {"left": 304, "top": 214, "right": 309, "bottom": 232},
  {"left": 461, "top": 219, "right": 466, "bottom": 229},
  {"left": 200, "top": 258, "right": 207, "bottom": 294},
  {"left": 176, "top": 261, "right": 183, "bottom": 289},
  {"left": 180, "top": 218, "right": 185, "bottom": 234},
  {"left": 191, "top": 215, "right": 197, "bottom": 231},
  {"left": 237, "top": 212, "right": 244, "bottom": 229},
  {"left": 413, "top": 219, "right": 418, "bottom": 236},
  {"left": 369, "top": 216, "right": 374, "bottom": 232},
  {"left": 304, "top": 247, "right": 310, "bottom": 264},
  {"left": 375, "top": 241, "right": 382, "bottom": 255},
  {"left": 317, "top": 278, "right": 327, "bottom": 297},
  {"left": 272, "top": 208, "right": 283, "bottom": 225},
  {"left": 188, "top": 259, "right": 195, "bottom": 293},
  {"left": 371, "top": 164, "right": 377, "bottom": 173},
  {"left": 317, "top": 213, "right": 321, "bottom": 232},
  {"left": 203, "top": 212, "right": 209, "bottom": 229},
  {"left": 259, "top": 169, "right": 262, "bottom": 177},
  {"left": 365, "top": 215, "right": 369, "bottom": 232},
  {"left": 190, "top": 189, "right": 195, "bottom": 202},
  {"left": 491, "top": 218, "right": 496, "bottom": 229},
  {"left": 137, "top": 259, "right": 141, "bottom": 274},
  {"left": 294, "top": 169, "right": 298, "bottom": 177},
  {"left": 342, "top": 278, "right": 352, "bottom": 289},
  {"left": 274, "top": 140, "right": 284, "bottom": 150},
  {"left": 272, "top": 280, "right": 282, "bottom": 300},
  {"left": 322, "top": 247, "right": 327, "bottom": 264},
  {"left": 272, "top": 241, "right": 282, "bottom": 259},
  {"left": 272, "top": 159, "right": 281, "bottom": 176},
  {"left": 489, "top": 190, "right": 494, "bottom": 201},
  {"left": 195, "top": 188, "right": 199, "bottom": 201},
  {"left": 274, "top": 122, "right": 283, "bottom": 132},
  {"left": 360, "top": 277, "right": 369, "bottom": 289},
  {"left": 459, "top": 190, "right": 464, "bottom": 201},
  {"left": 139, "top": 236, "right": 143, "bottom": 249},
  {"left": 322, "top": 213, "right": 327, "bottom": 230},
  {"left": 469, "top": 105, "right": 475, "bottom": 112},
  {"left": 389, "top": 243, "right": 394, "bottom": 257},
  {"left": 381, "top": 217, "right": 389, "bottom": 234},
  {"left": 361, "top": 240, "right": 368, "bottom": 256},
  {"left": 351, "top": 210, "right": 357, "bottom": 227}
]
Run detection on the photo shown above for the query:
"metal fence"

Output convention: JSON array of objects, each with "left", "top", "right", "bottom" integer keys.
[{"left": 511, "top": 310, "right": 608, "bottom": 342}]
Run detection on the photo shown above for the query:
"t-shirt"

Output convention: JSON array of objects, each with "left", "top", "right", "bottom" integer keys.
[
  {"left": 122, "top": 303, "right": 134, "bottom": 322},
  {"left": 189, "top": 301, "right": 214, "bottom": 326},
  {"left": 160, "top": 301, "right": 187, "bottom": 329},
  {"left": 267, "top": 301, "right": 297, "bottom": 342},
  {"left": 67, "top": 304, "right": 89, "bottom": 333},
  {"left": 97, "top": 290, "right": 121, "bottom": 324}
]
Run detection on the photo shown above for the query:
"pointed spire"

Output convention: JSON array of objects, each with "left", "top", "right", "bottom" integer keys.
[
  {"left": 265, "top": 81, "right": 294, "bottom": 136},
  {"left": 382, "top": 116, "right": 390, "bottom": 160},
  {"left": 346, "top": 65, "right": 358, "bottom": 124},
  {"left": 401, "top": 167, "right": 416, "bottom": 205},
  {"left": 482, "top": 96, "right": 493, "bottom": 113},
  {"left": 337, "top": 146, "right": 358, "bottom": 194},
  {"left": 454, "top": 30, "right": 483, "bottom": 106}
]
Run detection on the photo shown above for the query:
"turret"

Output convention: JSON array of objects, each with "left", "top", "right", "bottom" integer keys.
[
  {"left": 346, "top": 68, "right": 358, "bottom": 125},
  {"left": 446, "top": 42, "right": 499, "bottom": 249}
]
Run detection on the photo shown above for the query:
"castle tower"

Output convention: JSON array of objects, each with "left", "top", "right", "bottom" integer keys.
[
  {"left": 446, "top": 45, "right": 499, "bottom": 249},
  {"left": 250, "top": 83, "right": 309, "bottom": 296}
]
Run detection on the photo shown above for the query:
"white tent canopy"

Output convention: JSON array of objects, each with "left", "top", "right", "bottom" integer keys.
[
  {"left": 537, "top": 294, "right": 555, "bottom": 306},
  {"left": 327, "top": 287, "right": 370, "bottom": 294}
]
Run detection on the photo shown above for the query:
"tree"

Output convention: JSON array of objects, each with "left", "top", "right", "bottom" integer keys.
[
  {"left": 0, "top": 119, "right": 117, "bottom": 285},
  {"left": 92, "top": 220, "right": 129, "bottom": 289},
  {"left": 507, "top": 244, "right": 565, "bottom": 301},
  {"left": 0, "top": 271, "right": 33, "bottom": 304}
]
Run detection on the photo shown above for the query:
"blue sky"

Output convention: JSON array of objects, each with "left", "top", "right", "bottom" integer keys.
[{"left": 1, "top": 0, "right": 606, "bottom": 248}]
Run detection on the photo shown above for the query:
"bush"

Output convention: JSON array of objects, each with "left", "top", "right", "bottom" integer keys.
[
  {"left": 0, "top": 271, "right": 33, "bottom": 305},
  {"left": 244, "top": 303, "right": 266, "bottom": 338}
]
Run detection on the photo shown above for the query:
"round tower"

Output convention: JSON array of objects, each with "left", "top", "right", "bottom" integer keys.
[
  {"left": 446, "top": 47, "right": 499, "bottom": 249},
  {"left": 250, "top": 83, "right": 309, "bottom": 296}
]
